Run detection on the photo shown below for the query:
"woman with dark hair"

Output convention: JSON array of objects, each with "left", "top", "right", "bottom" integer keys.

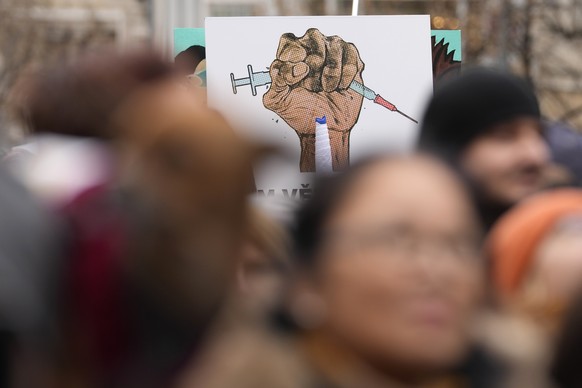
[
  {"left": 286, "top": 156, "right": 485, "bottom": 387},
  {"left": 178, "top": 155, "right": 485, "bottom": 388},
  {"left": 476, "top": 189, "right": 582, "bottom": 388}
]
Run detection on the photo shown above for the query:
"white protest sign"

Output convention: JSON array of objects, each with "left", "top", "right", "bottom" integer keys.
[{"left": 206, "top": 16, "right": 433, "bottom": 202}]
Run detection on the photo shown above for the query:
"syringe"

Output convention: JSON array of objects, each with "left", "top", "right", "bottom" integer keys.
[{"left": 230, "top": 64, "right": 418, "bottom": 124}]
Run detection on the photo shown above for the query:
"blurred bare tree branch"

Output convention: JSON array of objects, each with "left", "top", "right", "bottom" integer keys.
[
  {"left": 324, "top": 0, "right": 582, "bottom": 130},
  {"left": 0, "top": 0, "right": 145, "bottom": 152}
]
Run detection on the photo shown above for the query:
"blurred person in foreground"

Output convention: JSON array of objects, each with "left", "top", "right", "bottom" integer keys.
[
  {"left": 551, "top": 291, "right": 582, "bottom": 388},
  {"left": 7, "top": 49, "right": 174, "bottom": 207},
  {"left": 6, "top": 50, "right": 172, "bottom": 387},
  {"left": 478, "top": 189, "right": 582, "bottom": 387},
  {"left": 0, "top": 168, "right": 62, "bottom": 388},
  {"left": 175, "top": 207, "right": 291, "bottom": 388},
  {"left": 418, "top": 68, "right": 550, "bottom": 229},
  {"left": 64, "top": 74, "right": 263, "bottom": 388},
  {"left": 177, "top": 155, "right": 486, "bottom": 388},
  {"left": 11, "top": 48, "right": 267, "bottom": 388},
  {"left": 236, "top": 207, "right": 290, "bottom": 321},
  {"left": 489, "top": 189, "right": 582, "bottom": 331}
]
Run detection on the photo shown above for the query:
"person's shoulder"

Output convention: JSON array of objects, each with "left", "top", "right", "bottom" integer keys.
[{"left": 177, "top": 328, "right": 314, "bottom": 388}]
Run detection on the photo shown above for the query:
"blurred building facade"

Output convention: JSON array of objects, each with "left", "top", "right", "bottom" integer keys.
[
  {"left": 150, "top": 0, "right": 582, "bottom": 129},
  {"left": 1, "top": 0, "right": 581, "bottom": 143},
  {"left": 0, "top": 0, "right": 150, "bottom": 149}
]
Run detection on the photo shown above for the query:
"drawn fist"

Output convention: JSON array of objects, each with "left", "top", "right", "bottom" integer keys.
[{"left": 263, "top": 28, "right": 365, "bottom": 172}]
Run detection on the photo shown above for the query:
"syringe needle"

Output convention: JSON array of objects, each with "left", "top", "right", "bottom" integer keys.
[
  {"left": 349, "top": 80, "right": 418, "bottom": 124},
  {"left": 395, "top": 110, "right": 418, "bottom": 124}
]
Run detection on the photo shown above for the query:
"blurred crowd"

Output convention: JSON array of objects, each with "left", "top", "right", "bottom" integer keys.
[{"left": 0, "top": 46, "right": 582, "bottom": 388}]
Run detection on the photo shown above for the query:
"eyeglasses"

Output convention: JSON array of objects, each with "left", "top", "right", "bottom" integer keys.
[{"left": 321, "top": 223, "right": 481, "bottom": 264}]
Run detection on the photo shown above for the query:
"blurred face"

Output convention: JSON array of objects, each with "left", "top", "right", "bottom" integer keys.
[
  {"left": 306, "top": 158, "right": 484, "bottom": 375},
  {"left": 238, "top": 241, "right": 286, "bottom": 315},
  {"left": 461, "top": 117, "right": 549, "bottom": 206},
  {"left": 112, "top": 81, "right": 254, "bottom": 320},
  {"left": 520, "top": 215, "right": 582, "bottom": 324}
]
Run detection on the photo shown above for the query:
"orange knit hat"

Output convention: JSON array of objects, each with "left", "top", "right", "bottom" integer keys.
[{"left": 488, "top": 189, "right": 582, "bottom": 296}]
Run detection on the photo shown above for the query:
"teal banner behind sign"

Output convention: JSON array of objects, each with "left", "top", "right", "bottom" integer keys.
[
  {"left": 174, "top": 28, "right": 206, "bottom": 56},
  {"left": 173, "top": 28, "right": 462, "bottom": 85}
]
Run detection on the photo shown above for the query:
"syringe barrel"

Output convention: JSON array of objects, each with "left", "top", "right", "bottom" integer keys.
[
  {"left": 251, "top": 71, "right": 272, "bottom": 87},
  {"left": 349, "top": 80, "right": 376, "bottom": 100}
]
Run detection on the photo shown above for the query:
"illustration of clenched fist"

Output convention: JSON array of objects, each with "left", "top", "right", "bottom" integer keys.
[{"left": 263, "top": 28, "right": 365, "bottom": 172}]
